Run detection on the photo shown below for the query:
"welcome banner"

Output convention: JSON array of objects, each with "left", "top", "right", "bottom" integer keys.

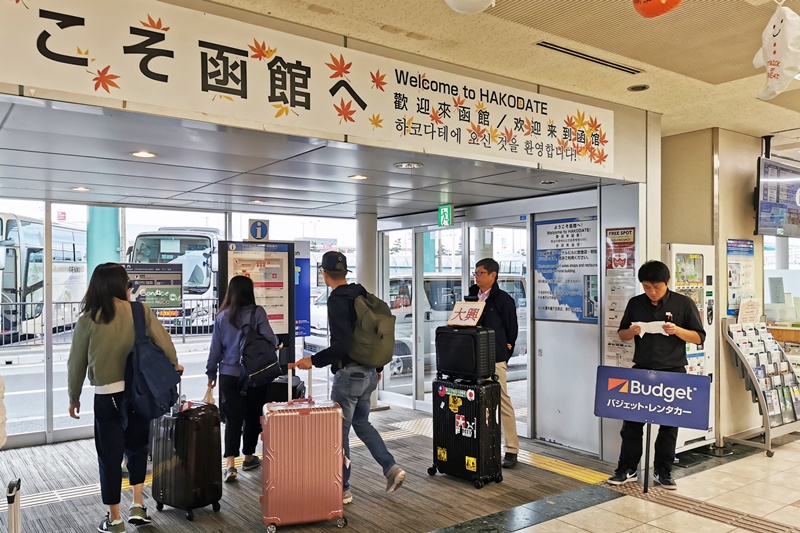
[{"left": 1, "top": 0, "right": 615, "bottom": 173}]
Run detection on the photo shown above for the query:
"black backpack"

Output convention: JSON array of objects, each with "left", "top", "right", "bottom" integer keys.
[{"left": 238, "top": 306, "right": 281, "bottom": 392}]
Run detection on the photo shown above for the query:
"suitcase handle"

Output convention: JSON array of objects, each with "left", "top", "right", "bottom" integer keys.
[{"left": 287, "top": 363, "right": 314, "bottom": 406}]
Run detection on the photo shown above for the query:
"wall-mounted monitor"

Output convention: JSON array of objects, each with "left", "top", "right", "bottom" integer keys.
[{"left": 756, "top": 157, "right": 800, "bottom": 238}]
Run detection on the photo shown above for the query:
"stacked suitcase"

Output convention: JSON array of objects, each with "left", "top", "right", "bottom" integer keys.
[
  {"left": 429, "top": 325, "right": 503, "bottom": 489},
  {"left": 260, "top": 365, "right": 346, "bottom": 532},
  {"left": 150, "top": 401, "right": 223, "bottom": 521}
]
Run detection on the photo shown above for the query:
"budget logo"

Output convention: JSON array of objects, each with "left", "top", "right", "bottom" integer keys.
[{"left": 608, "top": 378, "right": 629, "bottom": 393}]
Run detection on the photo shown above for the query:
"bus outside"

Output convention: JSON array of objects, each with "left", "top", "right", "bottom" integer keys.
[
  {"left": 128, "top": 227, "right": 219, "bottom": 330},
  {"left": 1, "top": 213, "right": 87, "bottom": 342}
]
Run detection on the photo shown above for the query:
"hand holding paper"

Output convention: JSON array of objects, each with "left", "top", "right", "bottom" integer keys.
[{"left": 632, "top": 321, "right": 669, "bottom": 337}]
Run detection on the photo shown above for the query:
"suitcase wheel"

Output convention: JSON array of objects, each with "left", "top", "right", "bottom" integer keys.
[
  {"left": 337, "top": 517, "right": 348, "bottom": 528},
  {"left": 427, "top": 466, "right": 438, "bottom": 476},
  {"left": 267, "top": 525, "right": 277, "bottom": 533},
  {"left": 212, "top": 501, "right": 221, "bottom": 512},
  {"left": 186, "top": 510, "right": 194, "bottom": 521},
  {"left": 473, "top": 479, "right": 484, "bottom": 489},
  {"left": 155, "top": 502, "right": 164, "bottom": 512},
  {"left": 495, "top": 474, "right": 503, "bottom": 483}
]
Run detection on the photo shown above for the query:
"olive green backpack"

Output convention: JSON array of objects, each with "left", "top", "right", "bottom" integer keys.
[{"left": 349, "top": 293, "right": 396, "bottom": 368}]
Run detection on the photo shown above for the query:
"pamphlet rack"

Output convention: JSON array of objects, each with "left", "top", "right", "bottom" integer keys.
[{"left": 722, "top": 318, "right": 800, "bottom": 456}]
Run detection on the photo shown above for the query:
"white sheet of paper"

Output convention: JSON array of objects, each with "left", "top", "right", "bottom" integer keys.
[{"left": 633, "top": 321, "right": 668, "bottom": 337}]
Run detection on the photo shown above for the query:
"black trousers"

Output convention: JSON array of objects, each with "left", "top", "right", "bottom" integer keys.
[
  {"left": 219, "top": 374, "right": 268, "bottom": 458},
  {"left": 94, "top": 392, "right": 149, "bottom": 505},
  {"left": 616, "top": 366, "right": 685, "bottom": 476}
]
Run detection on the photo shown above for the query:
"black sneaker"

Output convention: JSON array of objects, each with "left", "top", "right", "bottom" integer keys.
[
  {"left": 97, "top": 514, "right": 125, "bottom": 532},
  {"left": 654, "top": 472, "right": 677, "bottom": 490},
  {"left": 502, "top": 453, "right": 518, "bottom": 469},
  {"left": 607, "top": 469, "right": 637, "bottom": 485}
]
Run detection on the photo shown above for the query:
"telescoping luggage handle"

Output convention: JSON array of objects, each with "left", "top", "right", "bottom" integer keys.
[
  {"left": 286, "top": 362, "right": 314, "bottom": 411},
  {"left": 7, "top": 479, "right": 21, "bottom": 533}
]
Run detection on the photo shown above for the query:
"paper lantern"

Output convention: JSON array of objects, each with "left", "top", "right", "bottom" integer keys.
[
  {"left": 444, "top": 0, "right": 495, "bottom": 15},
  {"left": 633, "top": 0, "right": 682, "bottom": 18}
]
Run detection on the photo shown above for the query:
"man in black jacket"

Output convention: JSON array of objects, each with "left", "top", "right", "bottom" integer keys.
[
  {"left": 296, "top": 251, "right": 405, "bottom": 505},
  {"left": 468, "top": 258, "right": 520, "bottom": 468},
  {"left": 607, "top": 260, "right": 705, "bottom": 490}
]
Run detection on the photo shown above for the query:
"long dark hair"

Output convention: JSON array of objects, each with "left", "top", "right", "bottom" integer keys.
[
  {"left": 220, "top": 275, "right": 257, "bottom": 327},
  {"left": 80, "top": 263, "right": 129, "bottom": 324}
]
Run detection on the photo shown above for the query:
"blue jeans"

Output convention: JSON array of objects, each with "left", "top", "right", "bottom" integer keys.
[{"left": 331, "top": 365, "right": 395, "bottom": 490}]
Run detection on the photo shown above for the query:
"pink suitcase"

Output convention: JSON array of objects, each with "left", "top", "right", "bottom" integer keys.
[{"left": 261, "top": 364, "right": 346, "bottom": 531}]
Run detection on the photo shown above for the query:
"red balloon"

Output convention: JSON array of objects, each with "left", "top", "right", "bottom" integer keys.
[{"left": 633, "top": 0, "right": 682, "bottom": 18}]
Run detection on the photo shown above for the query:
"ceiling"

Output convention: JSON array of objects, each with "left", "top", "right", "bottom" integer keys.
[
  {"left": 2, "top": 0, "right": 799, "bottom": 219},
  {"left": 0, "top": 95, "right": 613, "bottom": 218}
]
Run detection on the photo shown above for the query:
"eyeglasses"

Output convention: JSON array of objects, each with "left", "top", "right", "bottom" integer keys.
[{"left": 474, "top": 270, "right": 489, "bottom": 277}]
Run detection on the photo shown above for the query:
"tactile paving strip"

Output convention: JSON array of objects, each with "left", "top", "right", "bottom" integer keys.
[{"left": 610, "top": 481, "right": 800, "bottom": 533}]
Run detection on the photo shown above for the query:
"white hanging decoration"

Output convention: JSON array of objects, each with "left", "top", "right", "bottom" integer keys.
[
  {"left": 444, "top": 0, "right": 496, "bottom": 15},
  {"left": 753, "top": 3, "right": 800, "bottom": 100}
]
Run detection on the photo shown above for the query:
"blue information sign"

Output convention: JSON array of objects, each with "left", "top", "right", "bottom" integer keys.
[{"left": 594, "top": 366, "right": 711, "bottom": 430}]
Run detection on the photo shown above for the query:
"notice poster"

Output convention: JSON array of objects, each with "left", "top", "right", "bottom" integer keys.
[
  {"left": 604, "top": 228, "right": 637, "bottom": 328},
  {"left": 605, "top": 327, "right": 635, "bottom": 368},
  {"left": 225, "top": 241, "right": 292, "bottom": 335},
  {"left": 534, "top": 216, "right": 599, "bottom": 323},
  {"left": 121, "top": 263, "right": 182, "bottom": 309},
  {"left": 727, "top": 239, "right": 756, "bottom": 317}
]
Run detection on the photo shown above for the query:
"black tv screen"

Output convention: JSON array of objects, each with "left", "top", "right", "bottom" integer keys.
[{"left": 756, "top": 157, "right": 800, "bottom": 237}]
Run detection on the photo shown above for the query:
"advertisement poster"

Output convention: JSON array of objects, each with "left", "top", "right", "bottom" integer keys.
[
  {"left": 225, "top": 241, "right": 291, "bottom": 335},
  {"left": 294, "top": 240, "right": 311, "bottom": 337},
  {"left": 534, "top": 216, "right": 598, "bottom": 323},
  {"left": 604, "top": 228, "right": 636, "bottom": 328},
  {"left": 727, "top": 239, "right": 756, "bottom": 317},
  {"left": 121, "top": 263, "right": 182, "bottom": 309},
  {"left": 0, "top": 0, "right": 614, "bottom": 174}
]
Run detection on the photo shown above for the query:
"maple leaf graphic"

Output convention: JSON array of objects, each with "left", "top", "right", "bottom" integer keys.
[
  {"left": 598, "top": 130, "right": 608, "bottom": 146},
  {"left": 141, "top": 15, "right": 169, "bottom": 31},
  {"left": 594, "top": 148, "right": 608, "bottom": 165},
  {"left": 452, "top": 96, "right": 465, "bottom": 108},
  {"left": 249, "top": 39, "right": 276, "bottom": 61},
  {"left": 12, "top": 0, "right": 29, "bottom": 9},
  {"left": 468, "top": 122, "right": 487, "bottom": 140},
  {"left": 557, "top": 138, "right": 569, "bottom": 150},
  {"left": 475, "top": 101, "right": 486, "bottom": 112},
  {"left": 503, "top": 127, "right": 515, "bottom": 144},
  {"left": 430, "top": 108, "right": 443, "bottom": 125},
  {"left": 587, "top": 116, "right": 601, "bottom": 133},
  {"left": 523, "top": 117, "right": 532, "bottom": 136},
  {"left": 574, "top": 110, "right": 587, "bottom": 130},
  {"left": 273, "top": 103, "right": 290, "bottom": 118},
  {"left": 371, "top": 70, "right": 387, "bottom": 91},
  {"left": 369, "top": 114, "right": 383, "bottom": 129},
  {"left": 92, "top": 66, "right": 121, "bottom": 93},
  {"left": 489, "top": 126, "right": 500, "bottom": 144},
  {"left": 326, "top": 53, "right": 352, "bottom": 81},
  {"left": 334, "top": 98, "right": 356, "bottom": 123},
  {"left": 564, "top": 116, "right": 576, "bottom": 130}
]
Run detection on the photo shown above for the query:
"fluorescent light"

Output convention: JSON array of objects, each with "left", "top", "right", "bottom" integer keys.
[
  {"left": 249, "top": 199, "right": 266, "bottom": 205},
  {"left": 71, "top": 186, "right": 91, "bottom": 192},
  {"left": 131, "top": 150, "right": 157, "bottom": 158},
  {"left": 348, "top": 174, "right": 369, "bottom": 180}
]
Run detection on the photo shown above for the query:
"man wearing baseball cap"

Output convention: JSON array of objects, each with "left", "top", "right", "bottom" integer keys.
[{"left": 296, "top": 251, "right": 406, "bottom": 504}]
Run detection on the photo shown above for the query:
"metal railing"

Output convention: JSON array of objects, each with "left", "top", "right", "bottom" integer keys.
[{"left": 0, "top": 298, "right": 220, "bottom": 347}]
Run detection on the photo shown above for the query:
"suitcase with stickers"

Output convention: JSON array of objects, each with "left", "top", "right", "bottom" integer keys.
[{"left": 428, "top": 377, "right": 502, "bottom": 489}]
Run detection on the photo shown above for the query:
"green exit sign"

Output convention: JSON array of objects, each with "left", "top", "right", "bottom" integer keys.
[{"left": 438, "top": 204, "right": 454, "bottom": 227}]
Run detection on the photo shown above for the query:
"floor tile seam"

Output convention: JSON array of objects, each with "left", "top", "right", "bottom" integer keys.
[{"left": 610, "top": 483, "right": 800, "bottom": 532}]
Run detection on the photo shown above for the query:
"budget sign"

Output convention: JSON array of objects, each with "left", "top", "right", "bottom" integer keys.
[{"left": 594, "top": 366, "right": 711, "bottom": 430}]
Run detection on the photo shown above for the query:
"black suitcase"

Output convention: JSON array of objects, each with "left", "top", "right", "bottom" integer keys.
[
  {"left": 435, "top": 326, "right": 496, "bottom": 381},
  {"left": 151, "top": 403, "right": 223, "bottom": 521},
  {"left": 264, "top": 374, "right": 306, "bottom": 402},
  {"left": 428, "top": 378, "right": 502, "bottom": 488}
]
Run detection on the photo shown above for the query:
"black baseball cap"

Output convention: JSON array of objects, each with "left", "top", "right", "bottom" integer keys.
[{"left": 321, "top": 251, "right": 350, "bottom": 273}]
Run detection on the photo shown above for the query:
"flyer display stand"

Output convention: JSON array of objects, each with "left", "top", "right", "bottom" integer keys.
[{"left": 722, "top": 318, "right": 800, "bottom": 456}]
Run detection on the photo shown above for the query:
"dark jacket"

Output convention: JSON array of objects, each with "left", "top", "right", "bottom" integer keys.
[
  {"left": 468, "top": 282, "right": 519, "bottom": 364},
  {"left": 311, "top": 282, "right": 383, "bottom": 373}
]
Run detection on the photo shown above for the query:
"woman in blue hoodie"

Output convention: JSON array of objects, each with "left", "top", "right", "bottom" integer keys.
[{"left": 206, "top": 275, "right": 281, "bottom": 482}]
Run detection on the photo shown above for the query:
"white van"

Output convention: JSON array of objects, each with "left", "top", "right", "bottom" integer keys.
[{"left": 303, "top": 273, "right": 528, "bottom": 377}]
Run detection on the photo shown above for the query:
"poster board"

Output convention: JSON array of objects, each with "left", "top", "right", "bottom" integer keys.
[{"left": 121, "top": 263, "right": 182, "bottom": 309}]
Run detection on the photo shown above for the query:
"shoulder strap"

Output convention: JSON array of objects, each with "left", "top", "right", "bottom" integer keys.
[
  {"left": 248, "top": 305, "right": 259, "bottom": 332},
  {"left": 129, "top": 301, "right": 148, "bottom": 342}
]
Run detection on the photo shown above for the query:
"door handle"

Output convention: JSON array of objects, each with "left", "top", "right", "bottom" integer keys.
[{"left": 424, "top": 311, "right": 432, "bottom": 320}]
